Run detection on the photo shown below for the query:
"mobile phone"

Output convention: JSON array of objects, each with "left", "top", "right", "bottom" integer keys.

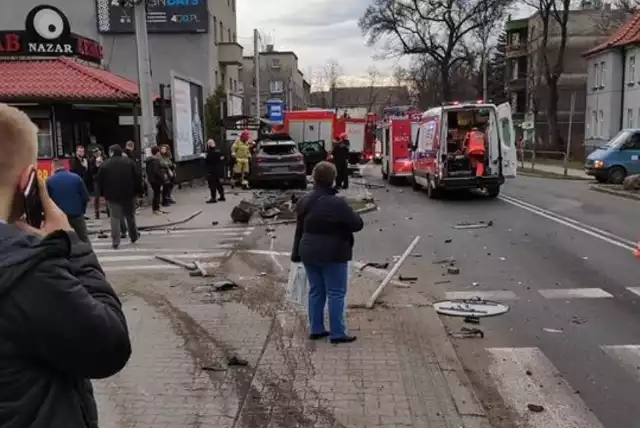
[{"left": 23, "top": 170, "right": 43, "bottom": 228}]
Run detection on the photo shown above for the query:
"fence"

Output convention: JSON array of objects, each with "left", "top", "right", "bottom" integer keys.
[{"left": 518, "top": 149, "right": 583, "bottom": 176}]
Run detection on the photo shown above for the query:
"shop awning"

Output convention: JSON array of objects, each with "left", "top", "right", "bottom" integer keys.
[{"left": 0, "top": 57, "right": 140, "bottom": 102}]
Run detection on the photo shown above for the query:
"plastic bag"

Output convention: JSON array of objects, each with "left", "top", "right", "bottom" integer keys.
[{"left": 286, "top": 262, "right": 309, "bottom": 310}]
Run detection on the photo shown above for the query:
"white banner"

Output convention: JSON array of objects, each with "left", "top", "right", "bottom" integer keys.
[{"left": 170, "top": 72, "right": 205, "bottom": 161}]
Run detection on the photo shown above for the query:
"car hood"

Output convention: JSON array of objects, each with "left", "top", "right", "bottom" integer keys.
[{"left": 587, "top": 148, "right": 610, "bottom": 161}]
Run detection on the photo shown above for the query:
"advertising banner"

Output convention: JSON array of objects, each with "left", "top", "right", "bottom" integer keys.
[
  {"left": 96, "top": 0, "right": 208, "bottom": 34},
  {"left": 170, "top": 73, "right": 205, "bottom": 161}
]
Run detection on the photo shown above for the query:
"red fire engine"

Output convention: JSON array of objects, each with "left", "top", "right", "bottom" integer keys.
[{"left": 379, "top": 116, "right": 413, "bottom": 184}]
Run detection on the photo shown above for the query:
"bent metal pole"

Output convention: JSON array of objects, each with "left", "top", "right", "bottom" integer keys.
[{"left": 366, "top": 236, "right": 421, "bottom": 309}]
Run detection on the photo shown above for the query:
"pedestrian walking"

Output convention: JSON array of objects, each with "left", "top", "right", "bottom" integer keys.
[
  {"left": 205, "top": 139, "right": 226, "bottom": 203},
  {"left": 331, "top": 133, "right": 350, "bottom": 189},
  {"left": 145, "top": 146, "right": 164, "bottom": 215},
  {"left": 46, "top": 159, "right": 91, "bottom": 243},
  {"left": 0, "top": 103, "right": 131, "bottom": 427},
  {"left": 291, "top": 161, "right": 363, "bottom": 344},
  {"left": 96, "top": 144, "right": 142, "bottom": 249},
  {"left": 159, "top": 144, "right": 176, "bottom": 206}
]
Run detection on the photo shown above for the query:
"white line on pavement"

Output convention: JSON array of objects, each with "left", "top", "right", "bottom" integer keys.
[
  {"left": 93, "top": 245, "right": 235, "bottom": 254},
  {"left": 138, "top": 227, "right": 253, "bottom": 235},
  {"left": 499, "top": 194, "right": 636, "bottom": 252},
  {"left": 600, "top": 345, "right": 640, "bottom": 382},
  {"left": 102, "top": 261, "right": 221, "bottom": 272},
  {"left": 626, "top": 287, "right": 640, "bottom": 297},
  {"left": 97, "top": 252, "right": 229, "bottom": 263},
  {"left": 445, "top": 290, "right": 518, "bottom": 300},
  {"left": 486, "top": 347, "right": 605, "bottom": 428},
  {"left": 537, "top": 288, "right": 613, "bottom": 299}
]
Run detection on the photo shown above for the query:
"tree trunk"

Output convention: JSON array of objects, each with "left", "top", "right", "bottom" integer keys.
[
  {"left": 440, "top": 64, "right": 452, "bottom": 102},
  {"left": 546, "top": 78, "right": 560, "bottom": 149}
]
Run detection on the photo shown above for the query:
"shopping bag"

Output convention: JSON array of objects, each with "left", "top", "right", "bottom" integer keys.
[{"left": 286, "top": 262, "right": 309, "bottom": 310}]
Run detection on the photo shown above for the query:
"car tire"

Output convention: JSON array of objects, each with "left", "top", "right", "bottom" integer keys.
[
  {"left": 486, "top": 185, "right": 500, "bottom": 198},
  {"left": 411, "top": 172, "right": 421, "bottom": 190},
  {"left": 608, "top": 166, "right": 626, "bottom": 184}
]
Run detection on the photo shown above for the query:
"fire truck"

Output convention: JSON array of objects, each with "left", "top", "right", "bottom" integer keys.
[
  {"left": 411, "top": 101, "right": 517, "bottom": 198},
  {"left": 379, "top": 116, "right": 413, "bottom": 184}
]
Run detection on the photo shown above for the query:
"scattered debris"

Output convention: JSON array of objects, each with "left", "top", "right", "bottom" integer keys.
[
  {"left": 359, "top": 262, "right": 390, "bottom": 271},
  {"left": 499, "top": 257, "right": 507, "bottom": 261},
  {"left": 211, "top": 221, "right": 219, "bottom": 226},
  {"left": 571, "top": 316, "right": 587, "bottom": 325},
  {"left": 433, "top": 257, "right": 455, "bottom": 265},
  {"left": 97, "top": 231, "right": 108, "bottom": 239},
  {"left": 542, "top": 328, "right": 563, "bottom": 333},
  {"left": 454, "top": 220, "right": 494, "bottom": 230},
  {"left": 525, "top": 370, "right": 532, "bottom": 376},
  {"left": 202, "top": 365, "right": 227, "bottom": 372},
  {"left": 211, "top": 280, "right": 239, "bottom": 292},
  {"left": 194, "top": 261, "right": 209, "bottom": 277},
  {"left": 445, "top": 238, "right": 453, "bottom": 243},
  {"left": 398, "top": 275, "right": 418, "bottom": 281},
  {"left": 155, "top": 255, "right": 196, "bottom": 271},
  {"left": 230, "top": 200, "right": 256, "bottom": 223},
  {"left": 527, "top": 404, "right": 545, "bottom": 413},
  {"left": 449, "top": 327, "right": 484, "bottom": 339},
  {"left": 411, "top": 253, "right": 423, "bottom": 258},
  {"left": 227, "top": 356, "right": 249, "bottom": 366},
  {"left": 472, "top": 282, "right": 480, "bottom": 286},
  {"left": 447, "top": 266, "right": 460, "bottom": 275},
  {"left": 434, "top": 280, "right": 451, "bottom": 285},
  {"left": 266, "top": 225, "right": 276, "bottom": 232}
]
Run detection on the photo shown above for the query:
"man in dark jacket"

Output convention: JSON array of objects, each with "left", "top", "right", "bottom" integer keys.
[
  {"left": 145, "top": 146, "right": 164, "bottom": 214},
  {"left": 46, "top": 159, "right": 90, "bottom": 243},
  {"left": 0, "top": 103, "right": 131, "bottom": 427},
  {"left": 331, "top": 133, "right": 350, "bottom": 189},
  {"left": 70, "top": 144, "right": 94, "bottom": 196},
  {"left": 96, "top": 144, "right": 142, "bottom": 249},
  {"left": 205, "top": 139, "right": 226, "bottom": 203}
]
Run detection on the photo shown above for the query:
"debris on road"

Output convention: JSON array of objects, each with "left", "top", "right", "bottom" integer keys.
[
  {"left": 571, "top": 316, "right": 587, "bottom": 325},
  {"left": 542, "top": 327, "right": 563, "bottom": 334},
  {"left": 155, "top": 255, "right": 196, "bottom": 271},
  {"left": 194, "top": 261, "right": 209, "bottom": 277},
  {"left": 211, "top": 221, "right": 219, "bottom": 226},
  {"left": 201, "top": 365, "right": 227, "bottom": 372},
  {"left": 435, "top": 280, "right": 452, "bottom": 284},
  {"left": 230, "top": 200, "right": 256, "bottom": 223},
  {"left": 527, "top": 404, "right": 545, "bottom": 413},
  {"left": 447, "top": 266, "right": 460, "bottom": 275},
  {"left": 433, "top": 257, "right": 455, "bottom": 264},
  {"left": 211, "top": 280, "right": 239, "bottom": 292},
  {"left": 454, "top": 220, "right": 493, "bottom": 230},
  {"left": 398, "top": 275, "right": 418, "bottom": 281},
  {"left": 227, "top": 356, "right": 249, "bottom": 367},
  {"left": 525, "top": 370, "right": 532, "bottom": 376},
  {"left": 359, "top": 262, "right": 390, "bottom": 271},
  {"left": 445, "top": 238, "right": 453, "bottom": 243},
  {"left": 449, "top": 327, "right": 484, "bottom": 339},
  {"left": 623, "top": 174, "right": 640, "bottom": 190}
]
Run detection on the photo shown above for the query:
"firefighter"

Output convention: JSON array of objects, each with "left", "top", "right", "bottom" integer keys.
[
  {"left": 231, "top": 130, "right": 252, "bottom": 187},
  {"left": 463, "top": 127, "right": 486, "bottom": 177},
  {"left": 332, "top": 132, "right": 350, "bottom": 189}
]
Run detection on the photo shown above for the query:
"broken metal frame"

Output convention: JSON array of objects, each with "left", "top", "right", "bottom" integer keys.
[{"left": 433, "top": 297, "right": 509, "bottom": 339}]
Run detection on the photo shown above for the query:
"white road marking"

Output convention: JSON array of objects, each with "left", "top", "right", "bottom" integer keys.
[
  {"left": 241, "top": 249, "right": 291, "bottom": 256},
  {"left": 625, "top": 287, "right": 640, "bottom": 297},
  {"left": 138, "top": 227, "right": 254, "bottom": 235},
  {"left": 269, "top": 238, "right": 284, "bottom": 272},
  {"left": 538, "top": 288, "right": 613, "bottom": 299},
  {"left": 103, "top": 261, "right": 221, "bottom": 272},
  {"left": 444, "top": 290, "right": 518, "bottom": 300},
  {"left": 600, "top": 345, "right": 640, "bottom": 381},
  {"left": 97, "top": 252, "right": 229, "bottom": 263},
  {"left": 486, "top": 347, "right": 605, "bottom": 428},
  {"left": 93, "top": 245, "right": 236, "bottom": 254},
  {"left": 499, "top": 194, "right": 636, "bottom": 252}
]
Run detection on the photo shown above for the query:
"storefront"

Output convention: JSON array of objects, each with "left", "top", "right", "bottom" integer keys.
[{"left": 0, "top": 5, "right": 141, "bottom": 179}]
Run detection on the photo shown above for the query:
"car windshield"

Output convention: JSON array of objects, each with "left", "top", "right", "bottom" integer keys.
[
  {"left": 606, "top": 130, "right": 632, "bottom": 149},
  {"left": 260, "top": 144, "right": 297, "bottom": 155}
]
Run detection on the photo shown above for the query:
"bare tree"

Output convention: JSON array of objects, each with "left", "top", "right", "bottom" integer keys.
[
  {"left": 324, "top": 59, "right": 343, "bottom": 110},
  {"left": 365, "top": 66, "right": 382, "bottom": 112},
  {"left": 359, "top": 0, "right": 512, "bottom": 101},
  {"left": 471, "top": 4, "right": 504, "bottom": 101}
]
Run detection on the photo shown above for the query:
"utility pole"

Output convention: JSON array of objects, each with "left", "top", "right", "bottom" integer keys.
[
  {"left": 253, "top": 29, "right": 260, "bottom": 120},
  {"left": 563, "top": 92, "right": 576, "bottom": 177},
  {"left": 132, "top": 0, "right": 155, "bottom": 156},
  {"left": 482, "top": 56, "right": 488, "bottom": 102}
]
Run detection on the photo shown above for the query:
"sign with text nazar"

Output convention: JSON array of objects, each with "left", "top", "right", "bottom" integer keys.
[{"left": 0, "top": 5, "right": 103, "bottom": 64}]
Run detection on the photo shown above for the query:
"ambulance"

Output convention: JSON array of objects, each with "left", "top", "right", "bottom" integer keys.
[
  {"left": 411, "top": 101, "right": 517, "bottom": 198},
  {"left": 379, "top": 116, "right": 413, "bottom": 184}
]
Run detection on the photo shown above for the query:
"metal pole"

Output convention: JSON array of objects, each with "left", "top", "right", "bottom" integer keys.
[
  {"left": 254, "top": 29, "right": 260, "bottom": 119},
  {"left": 482, "top": 56, "right": 488, "bottom": 102},
  {"left": 133, "top": 0, "right": 155, "bottom": 156},
  {"left": 563, "top": 92, "right": 576, "bottom": 177}
]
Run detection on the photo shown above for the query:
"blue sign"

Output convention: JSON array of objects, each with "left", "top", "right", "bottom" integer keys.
[{"left": 266, "top": 99, "right": 284, "bottom": 122}]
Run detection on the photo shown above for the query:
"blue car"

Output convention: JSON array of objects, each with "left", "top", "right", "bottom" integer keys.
[{"left": 585, "top": 129, "right": 640, "bottom": 184}]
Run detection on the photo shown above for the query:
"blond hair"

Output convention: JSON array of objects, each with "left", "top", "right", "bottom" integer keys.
[{"left": 0, "top": 104, "right": 38, "bottom": 186}]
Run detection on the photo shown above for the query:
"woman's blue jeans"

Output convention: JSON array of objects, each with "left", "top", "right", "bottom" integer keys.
[{"left": 303, "top": 262, "right": 348, "bottom": 339}]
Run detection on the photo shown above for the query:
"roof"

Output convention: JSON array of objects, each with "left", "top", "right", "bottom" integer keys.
[
  {"left": 0, "top": 57, "right": 140, "bottom": 102},
  {"left": 584, "top": 10, "right": 640, "bottom": 56}
]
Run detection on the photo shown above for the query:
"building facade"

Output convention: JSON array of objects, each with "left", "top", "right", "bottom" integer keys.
[
  {"left": 240, "top": 46, "right": 311, "bottom": 117},
  {"left": 584, "top": 12, "right": 640, "bottom": 153},
  {"left": 309, "top": 86, "right": 411, "bottom": 117},
  {"left": 504, "top": 9, "right": 624, "bottom": 154},
  {"left": 0, "top": 0, "right": 243, "bottom": 98}
]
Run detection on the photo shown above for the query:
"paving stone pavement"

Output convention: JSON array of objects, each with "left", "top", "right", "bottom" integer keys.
[{"left": 94, "top": 245, "right": 484, "bottom": 427}]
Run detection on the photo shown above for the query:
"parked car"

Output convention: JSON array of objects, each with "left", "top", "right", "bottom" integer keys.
[
  {"left": 585, "top": 129, "right": 640, "bottom": 184},
  {"left": 249, "top": 134, "right": 307, "bottom": 189}
]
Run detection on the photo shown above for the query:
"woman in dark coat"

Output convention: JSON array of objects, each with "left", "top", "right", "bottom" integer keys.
[{"left": 291, "top": 161, "right": 364, "bottom": 344}]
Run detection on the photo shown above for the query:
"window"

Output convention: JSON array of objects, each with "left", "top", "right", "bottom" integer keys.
[
  {"left": 233, "top": 32, "right": 236, "bottom": 42},
  {"left": 32, "top": 118, "right": 53, "bottom": 158},
  {"left": 270, "top": 80, "right": 284, "bottom": 93},
  {"left": 599, "top": 110, "right": 604, "bottom": 137},
  {"left": 637, "top": 108, "right": 640, "bottom": 128},
  {"left": 627, "top": 132, "right": 640, "bottom": 149},
  {"left": 500, "top": 118, "right": 513, "bottom": 148},
  {"left": 228, "top": 29, "right": 231, "bottom": 42},
  {"left": 511, "top": 60, "right": 518, "bottom": 79},
  {"left": 271, "top": 58, "right": 281, "bottom": 69},
  {"left": 629, "top": 55, "right": 636, "bottom": 83},
  {"left": 511, "top": 92, "right": 517, "bottom": 111},
  {"left": 213, "top": 17, "right": 217, "bottom": 43},
  {"left": 600, "top": 61, "right": 606, "bottom": 88},
  {"left": 215, "top": 70, "right": 218, "bottom": 85},
  {"left": 219, "top": 22, "right": 224, "bottom": 42},
  {"left": 232, "top": 0, "right": 236, "bottom": 11},
  {"left": 229, "top": 77, "right": 232, "bottom": 92},
  {"left": 511, "top": 32, "right": 520, "bottom": 46},
  {"left": 628, "top": 109, "right": 634, "bottom": 128},
  {"left": 593, "top": 63, "right": 599, "bottom": 88},
  {"left": 592, "top": 110, "right": 597, "bottom": 137}
]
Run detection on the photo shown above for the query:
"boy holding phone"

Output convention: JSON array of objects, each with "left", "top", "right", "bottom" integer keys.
[{"left": 0, "top": 103, "right": 131, "bottom": 427}]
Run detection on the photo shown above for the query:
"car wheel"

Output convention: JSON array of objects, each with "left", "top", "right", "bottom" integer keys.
[
  {"left": 486, "top": 185, "right": 500, "bottom": 198},
  {"left": 411, "top": 172, "right": 421, "bottom": 190},
  {"left": 608, "top": 166, "right": 626, "bottom": 184}
]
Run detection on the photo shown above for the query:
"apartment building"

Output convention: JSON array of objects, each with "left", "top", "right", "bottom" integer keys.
[
  {"left": 505, "top": 8, "right": 623, "bottom": 151},
  {"left": 583, "top": 11, "right": 640, "bottom": 153},
  {"left": 0, "top": 0, "right": 243, "bottom": 97},
  {"left": 240, "top": 46, "right": 311, "bottom": 117}
]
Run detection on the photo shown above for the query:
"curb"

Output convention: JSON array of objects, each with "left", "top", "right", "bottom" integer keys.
[
  {"left": 250, "top": 202, "right": 378, "bottom": 227},
  {"left": 518, "top": 171, "right": 590, "bottom": 181},
  {"left": 87, "top": 210, "right": 203, "bottom": 235},
  {"left": 590, "top": 184, "right": 640, "bottom": 201}
]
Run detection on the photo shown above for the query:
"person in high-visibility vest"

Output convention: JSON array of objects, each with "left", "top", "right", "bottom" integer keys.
[
  {"left": 463, "top": 127, "right": 486, "bottom": 177},
  {"left": 231, "top": 130, "right": 252, "bottom": 185}
]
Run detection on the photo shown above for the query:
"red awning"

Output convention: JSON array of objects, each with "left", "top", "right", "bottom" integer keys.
[
  {"left": 0, "top": 57, "right": 141, "bottom": 102},
  {"left": 584, "top": 11, "right": 640, "bottom": 57}
]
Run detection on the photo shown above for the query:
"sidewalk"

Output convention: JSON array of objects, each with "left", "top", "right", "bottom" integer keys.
[
  {"left": 520, "top": 161, "right": 589, "bottom": 179},
  {"left": 94, "top": 252, "right": 489, "bottom": 428}
]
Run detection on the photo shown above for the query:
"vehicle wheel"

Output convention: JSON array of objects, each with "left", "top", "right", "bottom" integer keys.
[
  {"left": 426, "top": 177, "right": 440, "bottom": 199},
  {"left": 608, "top": 166, "right": 626, "bottom": 184},
  {"left": 411, "top": 172, "right": 421, "bottom": 190},
  {"left": 486, "top": 185, "right": 500, "bottom": 198}
]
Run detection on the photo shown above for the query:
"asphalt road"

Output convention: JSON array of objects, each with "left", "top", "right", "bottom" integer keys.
[{"left": 350, "top": 166, "right": 640, "bottom": 428}]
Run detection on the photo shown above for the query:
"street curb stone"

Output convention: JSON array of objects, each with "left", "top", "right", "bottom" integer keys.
[
  {"left": 590, "top": 184, "right": 640, "bottom": 201},
  {"left": 518, "top": 171, "right": 590, "bottom": 180}
]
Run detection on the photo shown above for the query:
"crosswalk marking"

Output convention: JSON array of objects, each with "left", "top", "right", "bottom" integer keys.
[
  {"left": 97, "top": 252, "right": 228, "bottom": 263},
  {"left": 93, "top": 245, "right": 236, "bottom": 253},
  {"left": 600, "top": 345, "right": 640, "bottom": 382},
  {"left": 626, "top": 287, "right": 640, "bottom": 297},
  {"left": 537, "top": 288, "right": 613, "bottom": 299},
  {"left": 486, "top": 347, "right": 604, "bottom": 428},
  {"left": 444, "top": 290, "right": 518, "bottom": 300},
  {"left": 102, "top": 262, "right": 221, "bottom": 272}
]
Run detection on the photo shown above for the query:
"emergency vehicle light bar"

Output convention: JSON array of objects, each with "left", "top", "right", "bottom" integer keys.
[{"left": 442, "top": 100, "right": 491, "bottom": 106}]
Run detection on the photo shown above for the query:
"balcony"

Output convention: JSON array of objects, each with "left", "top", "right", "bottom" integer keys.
[
  {"left": 506, "top": 44, "right": 528, "bottom": 58},
  {"left": 217, "top": 42, "right": 243, "bottom": 66}
]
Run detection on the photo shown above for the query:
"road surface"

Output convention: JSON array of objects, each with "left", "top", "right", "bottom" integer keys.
[{"left": 348, "top": 166, "right": 640, "bottom": 428}]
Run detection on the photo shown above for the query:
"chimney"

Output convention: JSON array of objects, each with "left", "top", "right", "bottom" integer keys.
[{"left": 266, "top": 44, "right": 274, "bottom": 52}]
